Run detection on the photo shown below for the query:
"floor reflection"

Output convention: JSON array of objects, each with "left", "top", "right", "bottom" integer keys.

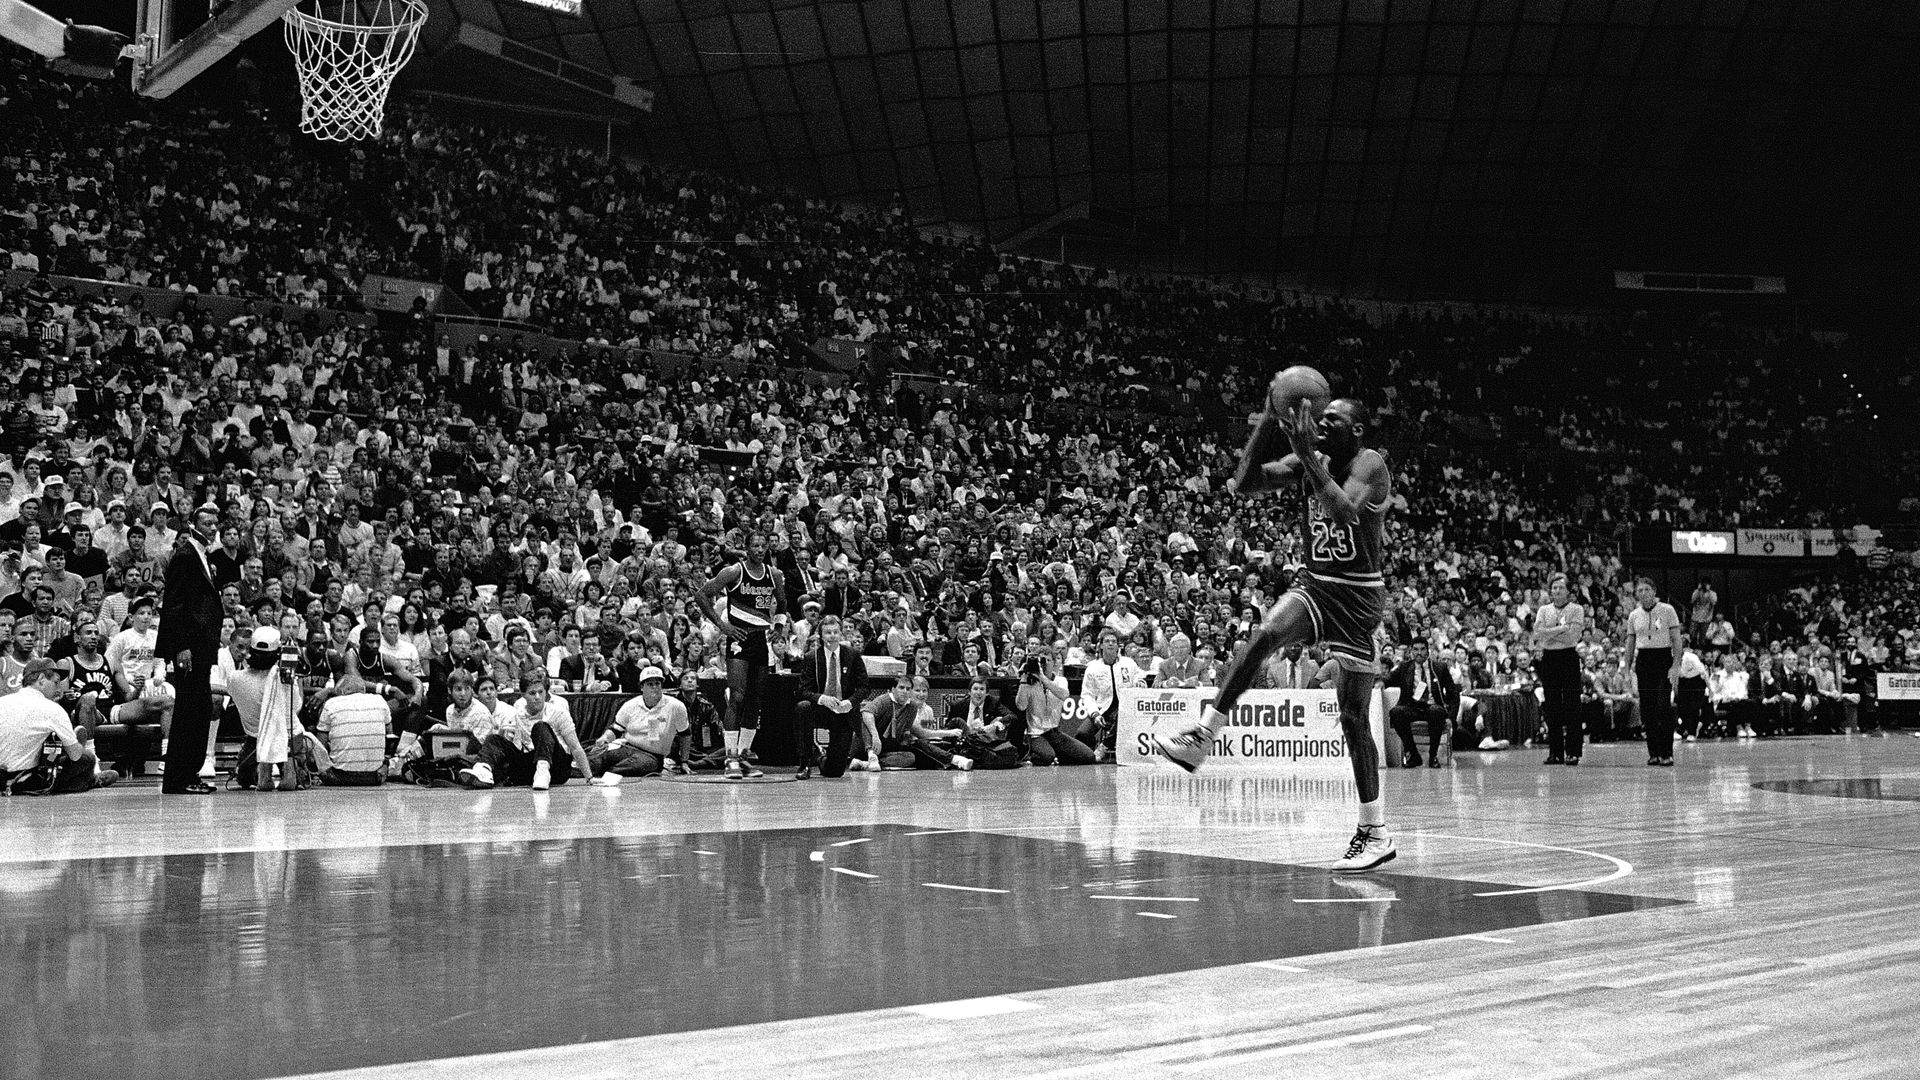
[
  {"left": 0, "top": 824, "right": 1677, "bottom": 1080},
  {"left": 1752, "top": 778, "right": 1920, "bottom": 802}
]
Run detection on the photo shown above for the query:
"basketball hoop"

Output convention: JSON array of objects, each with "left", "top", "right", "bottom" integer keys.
[{"left": 282, "top": 0, "right": 426, "bottom": 141}]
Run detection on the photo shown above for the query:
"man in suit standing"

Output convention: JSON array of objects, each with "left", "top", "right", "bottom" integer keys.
[
  {"left": 157, "top": 504, "right": 223, "bottom": 794},
  {"left": 1385, "top": 640, "right": 1459, "bottom": 769},
  {"left": 794, "top": 615, "right": 873, "bottom": 779}
]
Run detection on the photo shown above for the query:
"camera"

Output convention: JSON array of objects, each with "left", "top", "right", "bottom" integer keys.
[{"left": 1021, "top": 656, "right": 1043, "bottom": 682}]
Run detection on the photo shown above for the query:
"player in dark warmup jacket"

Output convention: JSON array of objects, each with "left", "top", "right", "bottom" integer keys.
[{"left": 1153, "top": 395, "right": 1397, "bottom": 873}]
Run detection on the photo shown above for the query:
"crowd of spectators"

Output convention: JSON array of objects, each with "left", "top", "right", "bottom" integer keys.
[{"left": 2, "top": 45, "right": 1916, "bottom": 790}]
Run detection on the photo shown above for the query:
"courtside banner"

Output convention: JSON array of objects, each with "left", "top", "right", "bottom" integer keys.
[
  {"left": 1115, "top": 687, "right": 1384, "bottom": 773},
  {"left": 1878, "top": 673, "right": 1920, "bottom": 701}
]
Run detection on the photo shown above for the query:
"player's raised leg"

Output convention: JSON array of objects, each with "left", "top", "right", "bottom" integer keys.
[{"left": 1151, "top": 592, "right": 1314, "bottom": 771}]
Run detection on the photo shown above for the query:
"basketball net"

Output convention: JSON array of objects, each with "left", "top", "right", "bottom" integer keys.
[{"left": 282, "top": 0, "right": 426, "bottom": 141}]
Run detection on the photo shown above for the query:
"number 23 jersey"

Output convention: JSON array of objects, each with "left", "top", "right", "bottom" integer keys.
[{"left": 1300, "top": 450, "right": 1389, "bottom": 586}]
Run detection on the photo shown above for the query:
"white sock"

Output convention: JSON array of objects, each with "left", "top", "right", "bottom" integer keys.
[
  {"left": 160, "top": 738, "right": 169, "bottom": 757},
  {"left": 1200, "top": 705, "right": 1227, "bottom": 733},
  {"left": 737, "top": 729, "right": 757, "bottom": 755},
  {"left": 724, "top": 730, "right": 740, "bottom": 755},
  {"left": 1359, "top": 799, "right": 1386, "bottom": 830}
]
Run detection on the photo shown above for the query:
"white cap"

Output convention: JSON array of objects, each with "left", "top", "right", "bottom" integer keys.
[
  {"left": 638, "top": 665, "right": 665, "bottom": 685},
  {"left": 249, "top": 626, "right": 281, "bottom": 651}
]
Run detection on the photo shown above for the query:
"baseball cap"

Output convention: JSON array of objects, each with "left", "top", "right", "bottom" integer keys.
[
  {"left": 250, "top": 626, "right": 281, "bottom": 651},
  {"left": 64, "top": 501, "right": 85, "bottom": 515},
  {"left": 638, "top": 665, "right": 665, "bottom": 685},
  {"left": 150, "top": 501, "right": 171, "bottom": 514},
  {"left": 19, "top": 657, "right": 68, "bottom": 683}
]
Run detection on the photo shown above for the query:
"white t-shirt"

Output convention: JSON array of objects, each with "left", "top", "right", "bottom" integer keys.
[
  {"left": 0, "top": 685, "right": 76, "bottom": 772},
  {"left": 106, "top": 626, "right": 165, "bottom": 687},
  {"left": 379, "top": 636, "right": 422, "bottom": 679},
  {"left": 611, "top": 693, "right": 689, "bottom": 754}
]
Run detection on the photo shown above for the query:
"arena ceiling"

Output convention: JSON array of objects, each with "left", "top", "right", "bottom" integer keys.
[{"left": 411, "top": 0, "right": 1920, "bottom": 302}]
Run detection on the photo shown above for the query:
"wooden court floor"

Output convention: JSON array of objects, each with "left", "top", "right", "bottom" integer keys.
[{"left": 4, "top": 734, "right": 1919, "bottom": 1080}]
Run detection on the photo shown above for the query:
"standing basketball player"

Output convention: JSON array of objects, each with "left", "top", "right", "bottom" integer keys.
[
  {"left": 1153, "top": 397, "right": 1396, "bottom": 873},
  {"left": 697, "top": 532, "right": 784, "bottom": 780},
  {"left": 1626, "top": 576, "right": 1683, "bottom": 766}
]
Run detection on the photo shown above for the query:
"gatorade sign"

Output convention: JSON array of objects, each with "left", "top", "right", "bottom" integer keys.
[
  {"left": 1115, "top": 687, "right": 1384, "bottom": 774},
  {"left": 1879, "top": 673, "right": 1920, "bottom": 701}
]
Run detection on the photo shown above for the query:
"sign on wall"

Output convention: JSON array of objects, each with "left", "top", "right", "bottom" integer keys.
[
  {"left": 1878, "top": 673, "right": 1920, "bottom": 701},
  {"left": 1114, "top": 687, "right": 1384, "bottom": 774}
]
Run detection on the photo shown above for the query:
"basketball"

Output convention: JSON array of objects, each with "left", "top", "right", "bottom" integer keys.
[{"left": 1268, "top": 365, "right": 1332, "bottom": 419}]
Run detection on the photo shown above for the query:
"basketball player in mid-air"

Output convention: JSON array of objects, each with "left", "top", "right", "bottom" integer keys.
[
  {"left": 1153, "top": 392, "right": 1397, "bottom": 873},
  {"left": 697, "top": 531, "right": 785, "bottom": 780}
]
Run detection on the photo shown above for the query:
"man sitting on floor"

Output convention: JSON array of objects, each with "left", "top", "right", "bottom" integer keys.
[
  {"left": 0, "top": 658, "right": 118, "bottom": 793},
  {"left": 586, "top": 666, "right": 689, "bottom": 777},
  {"left": 458, "top": 673, "right": 596, "bottom": 790}
]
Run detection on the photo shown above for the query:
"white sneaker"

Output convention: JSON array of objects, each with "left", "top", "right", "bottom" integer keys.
[
  {"left": 1478, "top": 736, "right": 1511, "bottom": 751},
  {"left": 1684, "top": 734, "right": 1697, "bottom": 743},
  {"left": 458, "top": 762, "right": 495, "bottom": 789},
  {"left": 1150, "top": 718, "right": 1214, "bottom": 773},
  {"left": 532, "top": 760, "right": 552, "bottom": 791},
  {"left": 1331, "top": 826, "right": 1397, "bottom": 874},
  {"left": 866, "top": 754, "right": 881, "bottom": 772},
  {"left": 950, "top": 755, "right": 974, "bottom": 771},
  {"left": 847, "top": 758, "right": 868, "bottom": 772}
]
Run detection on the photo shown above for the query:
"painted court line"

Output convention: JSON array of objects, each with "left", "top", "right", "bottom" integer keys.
[
  {"left": 922, "top": 883, "right": 1011, "bottom": 895},
  {"left": 902, "top": 829, "right": 967, "bottom": 836},
  {"left": 1087, "top": 895, "right": 1200, "bottom": 902},
  {"left": 1251, "top": 962, "right": 1313, "bottom": 972},
  {"left": 830, "top": 867, "right": 878, "bottom": 880},
  {"left": 830, "top": 838, "right": 872, "bottom": 848},
  {"left": 1293, "top": 897, "right": 1396, "bottom": 904},
  {"left": 1171, "top": 1024, "right": 1432, "bottom": 1070},
  {"left": 808, "top": 851, "right": 825, "bottom": 863},
  {"left": 907, "top": 996, "right": 1038, "bottom": 1020},
  {"left": 692, "top": 850, "right": 719, "bottom": 856},
  {"left": 1137, "top": 912, "right": 1178, "bottom": 919},
  {"left": 1463, "top": 934, "right": 1516, "bottom": 944}
]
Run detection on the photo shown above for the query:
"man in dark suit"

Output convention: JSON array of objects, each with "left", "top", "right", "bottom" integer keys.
[
  {"left": 157, "top": 504, "right": 224, "bottom": 794},
  {"left": 794, "top": 615, "right": 872, "bottom": 779},
  {"left": 943, "top": 675, "right": 1023, "bottom": 769},
  {"left": 1385, "top": 640, "right": 1459, "bottom": 769},
  {"left": 556, "top": 631, "right": 618, "bottom": 692}
]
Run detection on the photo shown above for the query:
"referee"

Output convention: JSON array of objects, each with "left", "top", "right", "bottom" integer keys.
[
  {"left": 1626, "top": 576, "right": 1684, "bottom": 766},
  {"left": 1533, "top": 573, "right": 1586, "bottom": 765}
]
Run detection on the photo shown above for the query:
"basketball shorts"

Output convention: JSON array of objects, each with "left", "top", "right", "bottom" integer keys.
[
  {"left": 727, "top": 631, "right": 771, "bottom": 667},
  {"left": 1288, "top": 576, "right": 1384, "bottom": 674}
]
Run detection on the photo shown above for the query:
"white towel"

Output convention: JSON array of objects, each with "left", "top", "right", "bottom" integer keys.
[{"left": 255, "top": 667, "right": 305, "bottom": 765}]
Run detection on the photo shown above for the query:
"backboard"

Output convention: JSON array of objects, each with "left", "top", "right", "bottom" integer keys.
[{"left": 132, "top": 0, "right": 299, "bottom": 97}]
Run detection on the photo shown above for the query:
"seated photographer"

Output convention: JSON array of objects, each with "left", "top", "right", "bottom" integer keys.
[
  {"left": 224, "top": 627, "right": 309, "bottom": 791},
  {"left": 672, "top": 669, "right": 727, "bottom": 771},
  {"left": 857, "top": 675, "right": 935, "bottom": 771},
  {"left": 585, "top": 666, "right": 688, "bottom": 777},
  {"left": 1017, "top": 647, "right": 1095, "bottom": 766},
  {"left": 942, "top": 676, "right": 1022, "bottom": 769},
  {"left": 0, "top": 658, "right": 117, "bottom": 793}
]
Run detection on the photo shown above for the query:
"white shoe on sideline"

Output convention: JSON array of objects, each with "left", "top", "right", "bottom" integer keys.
[
  {"left": 459, "top": 762, "right": 495, "bottom": 789},
  {"left": 950, "top": 755, "right": 974, "bottom": 772},
  {"left": 532, "top": 760, "right": 552, "bottom": 791},
  {"left": 1331, "top": 826, "right": 1397, "bottom": 874}
]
